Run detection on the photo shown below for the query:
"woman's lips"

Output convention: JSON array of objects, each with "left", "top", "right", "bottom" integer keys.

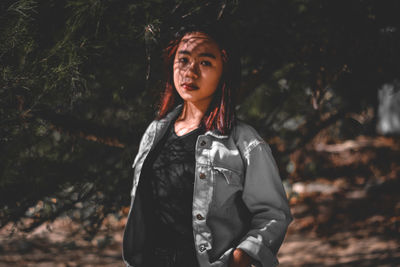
[{"left": 182, "top": 83, "right": 199, "bottom": 90}]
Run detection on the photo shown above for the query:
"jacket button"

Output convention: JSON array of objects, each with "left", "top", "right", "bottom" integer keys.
[
  {"left": 199, "top": 244, "right": 206, "bottom": 252},
  {"left": 200, "top": 140, "right": 207, "bottom": 146},
  {"left": 196, "top": 214, "right": 204, "bottom": 220},
  {"left": 199, "top": 173, "right": 206, "bottom": 179}
]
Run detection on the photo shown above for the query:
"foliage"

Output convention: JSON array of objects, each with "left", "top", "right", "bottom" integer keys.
[{"left": 1, "top": 0, "right": 399, "bottom": 236}]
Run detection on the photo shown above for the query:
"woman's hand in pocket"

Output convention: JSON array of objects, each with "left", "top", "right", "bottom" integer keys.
[{"left": 228, "top": 248, "right": 253, "bottom": 267}]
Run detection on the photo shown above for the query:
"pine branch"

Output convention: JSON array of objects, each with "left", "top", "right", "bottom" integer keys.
[{"left": 32, "top": 108, "right": 142, "bottom": 148}]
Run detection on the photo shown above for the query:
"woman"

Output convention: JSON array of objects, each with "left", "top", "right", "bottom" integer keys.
[{"left": 123, "top": 24, "right": 292, "bottom": 267}]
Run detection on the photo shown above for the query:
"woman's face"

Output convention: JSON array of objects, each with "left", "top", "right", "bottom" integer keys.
[{"left": 173, "top": 32, "right": 224, "bottom": 107}]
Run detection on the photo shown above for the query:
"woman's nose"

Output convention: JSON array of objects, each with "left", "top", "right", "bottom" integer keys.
[{"left": 185, "top": 62, "right": 199, "bottom": 78}]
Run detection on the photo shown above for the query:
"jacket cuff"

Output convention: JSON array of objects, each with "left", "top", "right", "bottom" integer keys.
[{"left": 237, "top": 236, "right": 279, "bottom": 267}]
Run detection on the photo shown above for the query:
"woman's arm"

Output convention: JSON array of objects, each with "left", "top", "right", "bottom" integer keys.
[{"left": 236, "top": 142, "right": 292, "bottom": 267}]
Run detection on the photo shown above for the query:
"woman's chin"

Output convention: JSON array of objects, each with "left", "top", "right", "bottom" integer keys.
[{"left": 178, "top": 93, "right": 199, "bottom": 102}]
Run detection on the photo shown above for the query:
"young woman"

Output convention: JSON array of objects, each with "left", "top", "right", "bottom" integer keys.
[{"left": 123, "top": 24, "right": 292, "bottom": 267}]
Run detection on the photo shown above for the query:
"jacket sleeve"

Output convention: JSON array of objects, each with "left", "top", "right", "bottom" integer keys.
[{"left": 236, "top": 141, "right": 292, "bottom": 267}]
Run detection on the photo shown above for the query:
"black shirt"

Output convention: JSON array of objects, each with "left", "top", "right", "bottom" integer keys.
[{"left": 139, "top": 121, "right": 203, "bottom": 250}]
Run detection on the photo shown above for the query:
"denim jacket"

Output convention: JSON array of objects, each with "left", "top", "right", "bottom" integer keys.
[{"left": 122, "top": 104, "right": 292, "bottom": 267}]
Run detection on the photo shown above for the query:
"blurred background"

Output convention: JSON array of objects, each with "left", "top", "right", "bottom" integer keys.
[{"left": 1, "top": 0, "right": 399, "bottom": 266}]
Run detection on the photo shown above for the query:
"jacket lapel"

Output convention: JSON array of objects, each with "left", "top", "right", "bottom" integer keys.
[{"left": 151, "top": 104, "right": 183, "bottom": 151}]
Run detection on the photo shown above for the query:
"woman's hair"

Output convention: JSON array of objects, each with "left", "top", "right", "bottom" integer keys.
[{"left": 156, "top": 23, "right": 241, "bottom": 135}]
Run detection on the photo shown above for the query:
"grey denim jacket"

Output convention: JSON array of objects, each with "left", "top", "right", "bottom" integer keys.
[{"left": 122, "top": 104, "right": 292, "bottom": 267}]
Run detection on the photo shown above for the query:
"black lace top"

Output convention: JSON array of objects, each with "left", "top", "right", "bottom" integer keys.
[{"left": 138, "top": 121, "right": 203, "bottom": 251}]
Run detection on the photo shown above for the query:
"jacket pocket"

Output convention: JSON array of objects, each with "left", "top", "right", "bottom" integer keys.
[{"left": 212, "top": 166, "right": 243, "bottom": 186}]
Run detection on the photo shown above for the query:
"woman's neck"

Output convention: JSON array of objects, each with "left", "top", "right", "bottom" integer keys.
[
  {"left": 177, "top": 101, "right": 208, "bottom": 124},
  {"left": 174, "top": 101, "right": 209, "bottom": 136}
]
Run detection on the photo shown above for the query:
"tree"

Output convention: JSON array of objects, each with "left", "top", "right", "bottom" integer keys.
[{"left": 1, "top": 0, "right": 399, "bottom": 236}]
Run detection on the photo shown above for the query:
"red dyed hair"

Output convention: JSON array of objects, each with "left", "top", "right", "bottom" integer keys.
[{"left": 156, "top": 24, "right": 240, "bottom": 135}]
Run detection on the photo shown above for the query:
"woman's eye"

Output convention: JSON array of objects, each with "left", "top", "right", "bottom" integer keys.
[
  {"left": 201, "top": 61, "right": 212, "bottom": 67},
  {"left": 178, "top": 58, "right": 188, "bottom": 64}
]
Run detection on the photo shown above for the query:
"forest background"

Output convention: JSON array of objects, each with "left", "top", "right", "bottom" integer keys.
[{"left": 1, "top": 0, "right": 399, "bottom": 266}]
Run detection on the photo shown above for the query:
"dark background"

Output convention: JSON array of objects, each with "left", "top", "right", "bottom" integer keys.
[{"left": 1, "top": 0, "right": 399, "bottom": 266}]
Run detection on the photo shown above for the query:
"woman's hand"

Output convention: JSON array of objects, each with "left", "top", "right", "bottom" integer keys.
[{"left": 228, "top": 248, "right": 253, "bottom": 267}]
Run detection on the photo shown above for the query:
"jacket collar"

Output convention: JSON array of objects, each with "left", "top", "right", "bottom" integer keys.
[{"left": 157, "top": 104, "right": 229, "bottom": 139}]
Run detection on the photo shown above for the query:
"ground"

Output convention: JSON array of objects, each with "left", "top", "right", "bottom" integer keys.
[
  {"left": 1, "top": 204, "right": 398, "bottom": 266},
  {"left": 1, "top": 135, "right": 399, "bottom": 266}
]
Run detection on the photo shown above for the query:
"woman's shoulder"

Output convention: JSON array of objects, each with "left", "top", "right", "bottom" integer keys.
[
  {"left": 232, "top": 120, "right": 265, "bottom": 140},
  {"left": 140, "top": 119, "right": 158, "bottom": 136},
  {"left": 231, "top": 120, "right": 268, "bottom": 152},
  {"left": 135, "top": 119, "right": 159, "bottom": 147}
]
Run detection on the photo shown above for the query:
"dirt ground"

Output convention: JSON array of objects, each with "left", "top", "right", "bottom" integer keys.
[
  {"left": 1, "top": 135, "right": 399, "bottom": 266},
  {"left": 0, "top": 207, "right": 399, "bottom": 267}
]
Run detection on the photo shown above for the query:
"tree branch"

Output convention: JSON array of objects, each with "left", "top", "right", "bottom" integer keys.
[{"left": 32, "top": 108, "right": 143, "bottom": 148}]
